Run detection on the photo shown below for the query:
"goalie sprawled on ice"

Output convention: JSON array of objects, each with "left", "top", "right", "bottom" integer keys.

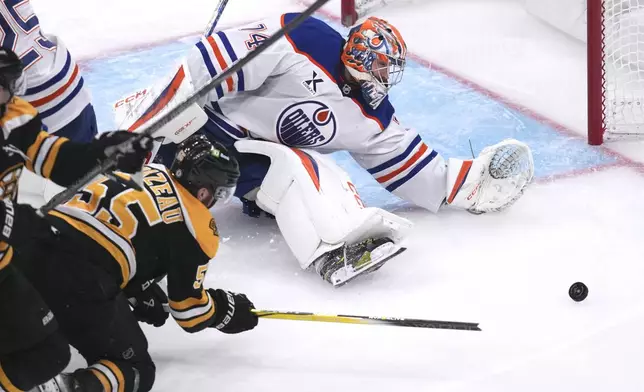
[{"left": 117, "top": 13, "right": 535, "bottom": 287}]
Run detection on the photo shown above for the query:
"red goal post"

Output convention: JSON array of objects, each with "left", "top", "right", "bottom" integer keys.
[
  {"left": 341, "top": 0, "right": 401, "bottom": 26},
  {"left": 344, "top": 0, "right": 644, "bottom": 145}
]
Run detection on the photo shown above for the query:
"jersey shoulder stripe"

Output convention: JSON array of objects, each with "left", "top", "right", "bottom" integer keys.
[
  {"left": 196, "top": 40, "right": 225, "bottom": 99},
  {"left": 24, "top": 51, "right": 73, "bottom": 95},
  {"left": 215, "top": 31, "right": 245, "bottom": 91}
]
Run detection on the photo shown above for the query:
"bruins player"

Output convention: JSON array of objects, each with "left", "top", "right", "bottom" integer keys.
[
  {"left": 0, "top": 47, "right": 153, "bottom": 392},
  {"left": 18, "top": 134, "right": 258, "bottom": 392}
]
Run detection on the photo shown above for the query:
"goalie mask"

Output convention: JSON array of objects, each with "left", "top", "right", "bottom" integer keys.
[
  {"left": 0, "top": 47, "right": 26, "bottom": 116},
  {"left": 170, "top": 134, "right": 240, "bottom": 208},
  {"left": 341, "top": 17, "right": 407, "bottom": 109}
]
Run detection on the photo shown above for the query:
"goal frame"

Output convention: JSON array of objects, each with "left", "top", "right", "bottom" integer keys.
[
  {"left": 343, "top": 0, "right": 611, "bottom": 145},
  {"left": 587, "top": 0, "right": 605, "bottom": 145},
  {"left": 341, "top": 0, "right": 358, "bottom": 26}
]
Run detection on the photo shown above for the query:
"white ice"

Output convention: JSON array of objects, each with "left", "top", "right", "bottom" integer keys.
[{"left": 29, "top": 0, "right": 644, "bottom": 390}]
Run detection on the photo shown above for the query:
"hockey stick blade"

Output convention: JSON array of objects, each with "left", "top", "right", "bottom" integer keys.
[
  {"left": 252, "top": 310, "right": 482, "bottom": 331},
  {"left": 38, "top": 0, "right": 331, "bottom": 216}
]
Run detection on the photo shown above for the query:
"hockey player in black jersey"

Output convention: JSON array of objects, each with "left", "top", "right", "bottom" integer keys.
[
  {"left": 0, "top": 47, "right": 153, "bottom": 392},
  {"left": 18, "top": 134, "right": 258, "bottom": 392}
]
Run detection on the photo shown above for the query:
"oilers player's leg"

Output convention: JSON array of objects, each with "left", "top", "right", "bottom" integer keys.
[{"left": 234, "top": 152, "right": 272, "bottom": 218}]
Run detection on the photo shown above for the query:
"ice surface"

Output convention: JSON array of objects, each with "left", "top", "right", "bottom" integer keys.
[{"left": 27, "top": 0, "right": 644, "bottom": 390}]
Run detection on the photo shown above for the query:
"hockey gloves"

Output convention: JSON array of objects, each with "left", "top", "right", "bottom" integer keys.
[
  {"left": 208, "top": 288, "right": 258, "bottom": 334},
  {"left": 93, "top": 131, "right": 153, "bottom": 174},
  {"left": 127, "top": 282, "right": 169, "bottom": 327},
  {"left": 0, "top": 199, "right": 54, "bottom": 246}
]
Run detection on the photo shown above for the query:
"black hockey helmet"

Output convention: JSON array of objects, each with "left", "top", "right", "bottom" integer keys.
[
  {"left": 0, "top": 47, "right": 25, "bottom": 112},
  {"left": 170, "top": 134, "right": 240, "bottom": 208}
]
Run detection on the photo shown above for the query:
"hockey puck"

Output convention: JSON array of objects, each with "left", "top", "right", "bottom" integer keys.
[{"left": 569, "top": 282, "right": 589, "bottom": 302}]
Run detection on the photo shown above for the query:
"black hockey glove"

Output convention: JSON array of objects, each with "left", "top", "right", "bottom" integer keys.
[
  {"left": 92, "top": 131, "right": 153, "bottom": 174},
  {"left": 0, "top": 199, "right": 54, "bottom": 245},
  {"left": 208, "top": 288, "right": 258, "bottom": 334},
  {"left": 240, "top": 198, "right": 275, "bottom": 219},
  {"left": 127, "top": 282, "right": 169, "bottom": 327}
]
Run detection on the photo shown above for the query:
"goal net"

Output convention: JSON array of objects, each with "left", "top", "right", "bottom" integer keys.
[
  {"left": 342, "top": 0, "right": 644, "bottom": 145},
  {"left": 591, "top": 0, "right": 644, "bottom": 143}
]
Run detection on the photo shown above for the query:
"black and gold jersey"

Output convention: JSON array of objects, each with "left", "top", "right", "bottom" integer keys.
[
  {"left": 0, "top": 97, "right": 102, "bottom": 203},
  {"left": 47, "top": 164, "right": 220, "bottom": 333},
  {"left": 0, "top": 97, "right": 98, "bottom": 275},
  {"left": 0, "top": 241, "right": 13, "bottom": 275}
]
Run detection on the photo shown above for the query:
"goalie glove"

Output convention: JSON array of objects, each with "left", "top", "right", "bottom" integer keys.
[
  {"left": 208, "top": 288, "right": 258, "bottom": 334},
  {"left": 445, "top": 139, "right": 534, "bottom": 214}
]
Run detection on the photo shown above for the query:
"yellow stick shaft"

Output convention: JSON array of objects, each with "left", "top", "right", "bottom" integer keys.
[{"left": 251, "top": 309, "right": 481, "bottom": 331}]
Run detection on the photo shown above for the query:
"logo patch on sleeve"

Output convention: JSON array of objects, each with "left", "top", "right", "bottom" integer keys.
[
  {"left": 302, "top": 71, "right": 324, "bottom": 95},
  {"left": 276, "top": 101, "right": 337, "bottom": 147},
  {"left": 209, "top": 218, "right": 219, "bottom": 236}
]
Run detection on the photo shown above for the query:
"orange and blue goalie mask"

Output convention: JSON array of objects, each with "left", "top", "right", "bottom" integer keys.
[{"left": 342, "top": 17, "right": 407, "bottom": 109}]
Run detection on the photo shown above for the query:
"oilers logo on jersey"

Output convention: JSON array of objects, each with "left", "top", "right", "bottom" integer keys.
[{"left": 276, "top": 101, "right": 337, "bottom": 147}]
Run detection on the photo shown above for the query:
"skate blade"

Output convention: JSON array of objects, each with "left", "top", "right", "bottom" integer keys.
[{"left": 330, "top": 245, "right": 407, "bottom": 287}]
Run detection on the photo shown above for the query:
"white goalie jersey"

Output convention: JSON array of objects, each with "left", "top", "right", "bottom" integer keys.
[
  {"left": 120, "top": 13, "right": 449, "bottom": 213},
  {"left": 120, "top": 12, "right": 533, "bottom": 217}
]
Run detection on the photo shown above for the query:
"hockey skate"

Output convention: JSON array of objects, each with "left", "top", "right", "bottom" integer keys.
[
  {"left": 29, "top": 374, "right": 79, "bottom": 392},
  {"left": 314, "top": 238, "right": 406, "bottom": 287}
]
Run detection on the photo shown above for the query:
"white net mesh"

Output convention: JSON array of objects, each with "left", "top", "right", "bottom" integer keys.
[
  {"left": 355, "top": 0, "right": 394, "bottom": 17},
  {"left": 603, "top": 0, "right": 644, "bottom": 137},
  {"left": 352, "top": 0, "right": 420, "bottom": 23}
]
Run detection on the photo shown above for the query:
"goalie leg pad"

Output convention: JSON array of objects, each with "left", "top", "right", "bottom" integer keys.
[
  {"left": 234, "top": 140, "right": 413, "bottom": 270},
  {"left": 445, "top": 139, "right": 534, "bottom": 213}
]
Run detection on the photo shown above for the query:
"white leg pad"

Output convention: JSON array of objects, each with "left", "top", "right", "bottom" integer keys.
[{"left": 235, "top": 140, "right": 413, "bottom": 269}]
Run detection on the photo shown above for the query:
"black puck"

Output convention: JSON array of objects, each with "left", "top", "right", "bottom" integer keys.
[{"left": 569, "top": 282, "right": 589, "bottom": 302}]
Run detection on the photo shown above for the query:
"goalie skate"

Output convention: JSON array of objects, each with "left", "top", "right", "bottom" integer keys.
[{"left": 314, "top": 238, "right": 406, "bottom": 287}]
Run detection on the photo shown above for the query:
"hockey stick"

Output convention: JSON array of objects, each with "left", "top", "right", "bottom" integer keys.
[
  {"left": 203, "top": 0, "right": 230, "bottom": 36},
  {"left": 252, "top": 310, "right": 482, "bottom": 331},
  {"left": 37, "top": 0, "right": 331, "bottom": 216},
  {"left": 110, "top": 0, "right": 230, "bottom": 162}
]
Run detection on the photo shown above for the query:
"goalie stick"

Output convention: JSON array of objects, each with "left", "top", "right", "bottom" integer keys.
[
  {"left": 109, "top": 0, "right": 230, "bottom": 163},
  {"left": 252, "top": 310, "right": 481, "bottom": 331},
  {"left": 203, "top": 0, "right": 229, "bottom": 36},
  {"left": 37, "top": 0, "right": 331, "bottom": 216}
]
